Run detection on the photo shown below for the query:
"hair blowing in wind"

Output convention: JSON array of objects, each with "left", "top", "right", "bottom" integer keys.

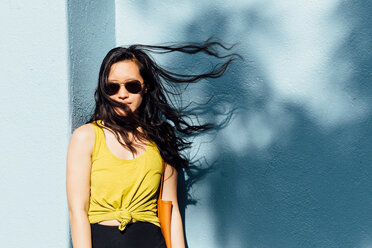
[{"left": 87, "top": 38, "right": 242, "bottom": 172}]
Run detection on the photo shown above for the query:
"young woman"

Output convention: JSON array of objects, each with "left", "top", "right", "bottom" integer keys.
[{"left": 66, "top": 39, "right": 240, "bottom": 248}]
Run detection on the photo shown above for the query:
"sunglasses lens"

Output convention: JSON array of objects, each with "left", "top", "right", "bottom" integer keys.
[
  {"left": 104, "top": 83, "right": 120, "bottom": 95},
  {"left": 125, "top": 82, "right": 142, "bottom": 94}
]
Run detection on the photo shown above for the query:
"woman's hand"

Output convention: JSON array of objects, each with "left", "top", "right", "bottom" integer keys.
[
  {"left": 66, "top": 124, "right": 94, "bottom": 248},
  {"left": 162, "top": 164, "right": 186, "bottom": 248}
]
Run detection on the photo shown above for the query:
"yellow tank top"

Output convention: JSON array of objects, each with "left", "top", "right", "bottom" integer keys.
[{"left": 88, "top": 120, "right": 162, "bottom": 231}]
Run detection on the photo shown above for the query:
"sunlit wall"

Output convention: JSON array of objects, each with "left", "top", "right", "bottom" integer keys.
[
  {"left": 0, "top": 0, "right": 70, "bottom": 247},
  {"left": 0, "top": 0, "right": 371, "bottom": 247}
]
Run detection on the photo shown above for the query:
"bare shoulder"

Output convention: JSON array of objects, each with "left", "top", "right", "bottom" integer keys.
[
  {"left": 164, "top": 163, "right": 178, "bottom": 180},
  {"left": 72, "top": 123, "right": 94, "bottom": 139},
  {"left": 73, "top": 123, "right": 94, "bottom": 136},
  {"left": 69, "top": 123, "right": 95, "bottom": 152}
]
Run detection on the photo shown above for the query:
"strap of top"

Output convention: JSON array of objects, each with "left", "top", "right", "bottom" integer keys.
[
  {"left": 159, "top": 159, "right": 167, "bottom": 200},
  {"left": 91, "top": 121, "right": 102, "bottom": 161}
]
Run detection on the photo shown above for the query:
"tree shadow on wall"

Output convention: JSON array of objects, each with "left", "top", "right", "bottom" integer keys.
[
  {"left": 155, "top": 7, "right": 267, "bottom": 247},
  {"left": 147, "top": 2, "right": 372, "bottom": 248},
  {"left": 65, "top": 0, "right": 372, "bottom": 247}
]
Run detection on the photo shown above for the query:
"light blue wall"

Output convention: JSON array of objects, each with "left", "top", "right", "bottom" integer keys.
[
  {"left": 0, "top": 0, "right": 70, "bottom": 247},
  {"left": 67, "top": 0, "right": 116, "bottom": 129},
  {"left": 114, "top": 1, "right": 372, "bottom": 248},
  {"left": 1, "top": 1, "right": 371, "bottom": 247}
]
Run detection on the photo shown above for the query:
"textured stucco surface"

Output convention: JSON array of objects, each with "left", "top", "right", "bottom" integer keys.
[
  {"left": 114, "top": 1, "right": 372, "bottom": 248},
  {"left": 0, "top": 0, "right": 371, "bottom": 247},
  {"left": 0, "top": 0, "right": 70, "bottom": 247},
  {"left": 68, "top": 0, "right": 116, "bottom": 129}
]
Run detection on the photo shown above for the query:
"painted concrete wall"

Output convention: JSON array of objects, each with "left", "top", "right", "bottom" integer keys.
[
  {"left": 1, "top": 0, "right": 371, "bottom": 247},
  {"left": 0, "top": 0, "right": 70, "bottom": 247},
  {"left": 114, "top": 1, "right": 372, "bottom": 248},
  {"left": 67, "top": 0, "right": 116, "bottom": 129}
]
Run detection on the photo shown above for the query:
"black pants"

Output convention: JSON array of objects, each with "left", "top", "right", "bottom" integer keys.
[{"left": 91, "top": 222, "right": 166, "bottom": 248}]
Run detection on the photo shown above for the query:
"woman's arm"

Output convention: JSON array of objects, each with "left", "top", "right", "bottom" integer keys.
[
  {"left": 66, "top": 124, "right": 94, "bottom": 248},
  {"left": 162, "top": 164, "right": 186, "bottom": 248}
]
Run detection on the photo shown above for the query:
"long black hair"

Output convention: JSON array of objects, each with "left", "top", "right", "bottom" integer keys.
[{"left": 87, "top": 38, "right": 241, "bottom": 171}]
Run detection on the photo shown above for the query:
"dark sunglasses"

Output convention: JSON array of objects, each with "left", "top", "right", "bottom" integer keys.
[{"left": 104, "top": 81, "right": 144, "bottom": 95}]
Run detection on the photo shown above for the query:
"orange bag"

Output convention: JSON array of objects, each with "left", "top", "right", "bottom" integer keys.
[{"left": 158, "top": 159, "right": 172, "bottom": 248}]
